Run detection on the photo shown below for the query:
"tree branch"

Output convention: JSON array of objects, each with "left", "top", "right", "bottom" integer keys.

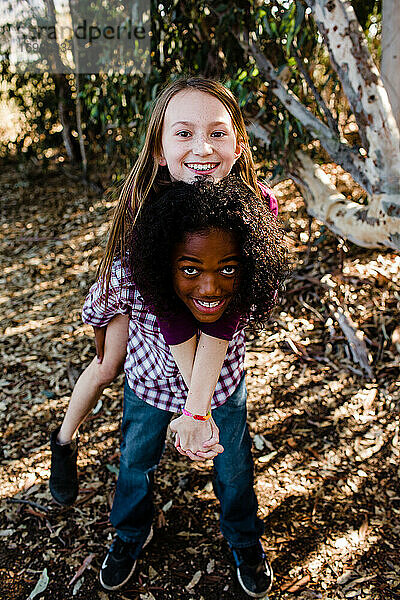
[
  {"left": 305, "top": 0, "right": 400, "bottom": 192},
  {"left": 69, "top": 0, "right": 87, "bottom": 178},
  {"left": 244, "top": 40, "right": 372, "bottom": 194},
  {"left": 247, "top": 121, "right": 271, "bottom": 146},
  {"left": 248, "top": 41, "right": 333, "bottom": 141},
  {"left": 293, "top": 151, "right": 400, "bottom": 251},
  {"left": 291, "top": 43, "right": 339, "bottom": 135},
  {"left": 381, "top": 0, "right": 400, "bottom": 130}
]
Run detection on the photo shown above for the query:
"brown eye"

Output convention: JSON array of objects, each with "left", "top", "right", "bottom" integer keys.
[
  {"left": 221, "top": 265, "right": 238, "bottom": 276},
  {"left": 181, "top": 266, "right": 199, "bottom": 276}
]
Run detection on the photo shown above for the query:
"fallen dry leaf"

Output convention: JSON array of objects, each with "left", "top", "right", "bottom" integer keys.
[
  {"left": 68, "top": 553, "right": 95, "bottom": 586},
  {"left": 281, "top": 574, "right": 311, "bottom": 592},
  {"left": 1, "top": 168, "right": 399, "bottom": 600},
  {"left": 185, "top": 570, "right": 202, "bottom": 591},
  {"left": 358, "top": 515, "right": 369, "bottom": 541}
]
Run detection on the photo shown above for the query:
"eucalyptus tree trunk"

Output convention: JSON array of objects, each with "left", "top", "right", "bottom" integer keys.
[
  {"left": 381, "top": 0, "right": 400, "bottom": 130},
  {"left": 43, "top": 0, "right": 78, "bottom": 163},
  {"left": 247, "top": 0, "right": 400, "bottom": 250},
  {"left": 69, "top": 0, "right": 87, "bottom": 178}
]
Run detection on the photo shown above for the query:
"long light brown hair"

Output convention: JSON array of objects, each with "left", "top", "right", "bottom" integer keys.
[{"left": 98, "top": 77, "right": 261, "bottom": 289}]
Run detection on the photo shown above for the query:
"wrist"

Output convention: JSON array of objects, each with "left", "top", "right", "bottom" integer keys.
[
  {"left": 182, "top": 407, "right": 211, "bottom": 421},
  {"left": 185, "top": 387, "right": 212, "bottom": 413}
]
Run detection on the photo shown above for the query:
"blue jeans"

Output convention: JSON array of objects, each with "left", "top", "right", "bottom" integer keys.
[{"left": 110, "top": 375, "right": 264, "bottom": 549}]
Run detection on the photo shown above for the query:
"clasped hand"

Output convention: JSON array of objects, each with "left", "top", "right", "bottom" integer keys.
[{"left": 170, "top": 415, "right": 224, "bottom": 461}]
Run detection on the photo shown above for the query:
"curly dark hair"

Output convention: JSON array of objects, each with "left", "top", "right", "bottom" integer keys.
[{"left": 129, "top": 175, "right": 289, "bottom": 327}]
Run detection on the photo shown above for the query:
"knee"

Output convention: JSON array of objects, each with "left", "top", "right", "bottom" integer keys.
[{"left": 92, "top": 359, "right": 121, "bottom": 388}]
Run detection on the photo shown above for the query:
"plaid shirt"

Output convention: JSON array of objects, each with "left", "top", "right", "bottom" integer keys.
[{"left": 82, "top": 259, "right": 246, "bottom": 412}]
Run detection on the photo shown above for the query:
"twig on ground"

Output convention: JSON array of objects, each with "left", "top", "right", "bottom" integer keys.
[{"left": 7, "top": 498, "right": 49, "bottom": 513}]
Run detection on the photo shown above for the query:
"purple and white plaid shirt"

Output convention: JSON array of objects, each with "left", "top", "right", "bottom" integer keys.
[{"left": 82, "top": 259, "right": 246, "bottom": 412}]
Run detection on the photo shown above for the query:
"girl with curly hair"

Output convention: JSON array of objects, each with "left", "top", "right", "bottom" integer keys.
[
  {"left": 93, "top": 176, "right": 288, "bottom": 595},
  {"left": 50, "top": 77, "right": 279, "bottom": 505}
]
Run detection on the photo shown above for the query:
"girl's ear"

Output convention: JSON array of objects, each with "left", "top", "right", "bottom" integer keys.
[
  {"left": 158, "top": 155, "right": 167, "bottom": 167},
  {"left": 234, "top": 141, "right": 244, "bottom": 162}
]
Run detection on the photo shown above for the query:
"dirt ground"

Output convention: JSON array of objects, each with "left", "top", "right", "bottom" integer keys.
[{"left": 0, "top": 163, "right": 399, "bottom": 600}]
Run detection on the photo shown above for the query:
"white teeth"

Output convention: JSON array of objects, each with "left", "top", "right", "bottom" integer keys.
[
  {"left": 196, "top": 299, "right": 221, "bottom": 307},
  {"left": 186, "top": 163, "right": 217, "bottom": 171}
]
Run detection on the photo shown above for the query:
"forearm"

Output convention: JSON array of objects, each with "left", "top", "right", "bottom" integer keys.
[
  {"left": 184, "top": 333, "right": 229, "bottom": 416},
  {"left": 170, "top": 333, "right": 228, "bottom": 459},
  {"left": 158, "top": 306, "right": 237, "bottom": 400},
  {"left": 168, "top": 335, "right": 197, "bottom": 388}
]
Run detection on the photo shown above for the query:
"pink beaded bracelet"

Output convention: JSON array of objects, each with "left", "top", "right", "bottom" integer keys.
[{"left": 182, "top": 408, "right": 211, "bottom": 421}]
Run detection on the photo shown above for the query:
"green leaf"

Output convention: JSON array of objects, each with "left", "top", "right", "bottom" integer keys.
[
  {"left": 294, "top": 1, "right": 306, "bottom": 34},
  {"left": 151, "top": 84, "right": 160, "bottom": 100},
  {"left": 106, "top": 464, "right": 119, "bottom": 476},
  {"left": 280, "top": 5, "right": 295, "bottom": 34},
  {"left": 27, "top": 568, "right": 49, "bottom": 600},
  {"left": 90, "top": 105, "right": 99, "bottom": 119},
  {"left": 238, "top": 86, "right": 248, "bottom": 107},
  {"left": 268, "top": 17, "right": 278, "bottom": 37}
]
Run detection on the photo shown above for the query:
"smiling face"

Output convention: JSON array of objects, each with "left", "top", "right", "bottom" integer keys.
[
  {"left": 172, "top": 228, "right": 241, "bottom": 323},
  {"left": 160, "top": 89, "right": 242, "bottom": 183}
]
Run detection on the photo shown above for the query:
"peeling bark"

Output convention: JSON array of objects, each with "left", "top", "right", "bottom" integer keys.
[
  {"left": 305, "top": 0, "right": 400, "bottom": 194},
  {"left": 246, "top": 41, "right": 370, "bottom": 193},
  {"left": 245, "top": 0, "right": 400, "bottom": 249},
  {"left": 381, "top": 0, "right": 400, "bottom": 130},
  {"left": 293, "top": 152, "right": 400, "bottom": 251}
]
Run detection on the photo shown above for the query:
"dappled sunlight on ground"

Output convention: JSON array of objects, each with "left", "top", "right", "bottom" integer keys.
[{"left": 1, "top": 166, "right": 399, "bottom": 599}]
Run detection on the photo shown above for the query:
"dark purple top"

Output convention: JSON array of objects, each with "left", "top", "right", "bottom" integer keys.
[{"left": 156, "top": 308, "right": 241, "bottom": 346}]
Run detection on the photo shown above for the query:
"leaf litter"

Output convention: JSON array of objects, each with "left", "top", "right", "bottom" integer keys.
[{"left": 0, "top": 165, "right": 399, "bottom": 599}]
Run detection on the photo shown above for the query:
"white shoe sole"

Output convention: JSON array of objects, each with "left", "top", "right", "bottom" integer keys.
[{"left": 99, "top": 526, "right": 153, "bottom": 591}]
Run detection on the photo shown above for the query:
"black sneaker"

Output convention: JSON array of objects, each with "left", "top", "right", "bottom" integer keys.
[
  {"left": 232, "top": 542, "right": 273, "bottom": 598},
  {"left": 49, "top": 426, "right": 78, "bottom": 506},
  {"left": 99, "top": 528, "right": 153, "bottom": 591}
]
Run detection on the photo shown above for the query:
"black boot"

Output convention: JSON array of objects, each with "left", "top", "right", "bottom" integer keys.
[{"left": 49, "top": 425, "right": 79, "bottom": 505}]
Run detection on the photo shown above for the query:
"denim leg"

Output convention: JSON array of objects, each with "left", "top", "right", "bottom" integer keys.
[
  {"left": 212, "top": 375, "right": 264, "bottom": 548},
  {"left": 110, "top": 380, "right": 172, "bottom": 544}
]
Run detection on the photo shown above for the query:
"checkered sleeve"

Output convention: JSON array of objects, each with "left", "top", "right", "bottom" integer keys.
[{"left": 82, "top": 258, "right": 135, "bottom": 327}]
